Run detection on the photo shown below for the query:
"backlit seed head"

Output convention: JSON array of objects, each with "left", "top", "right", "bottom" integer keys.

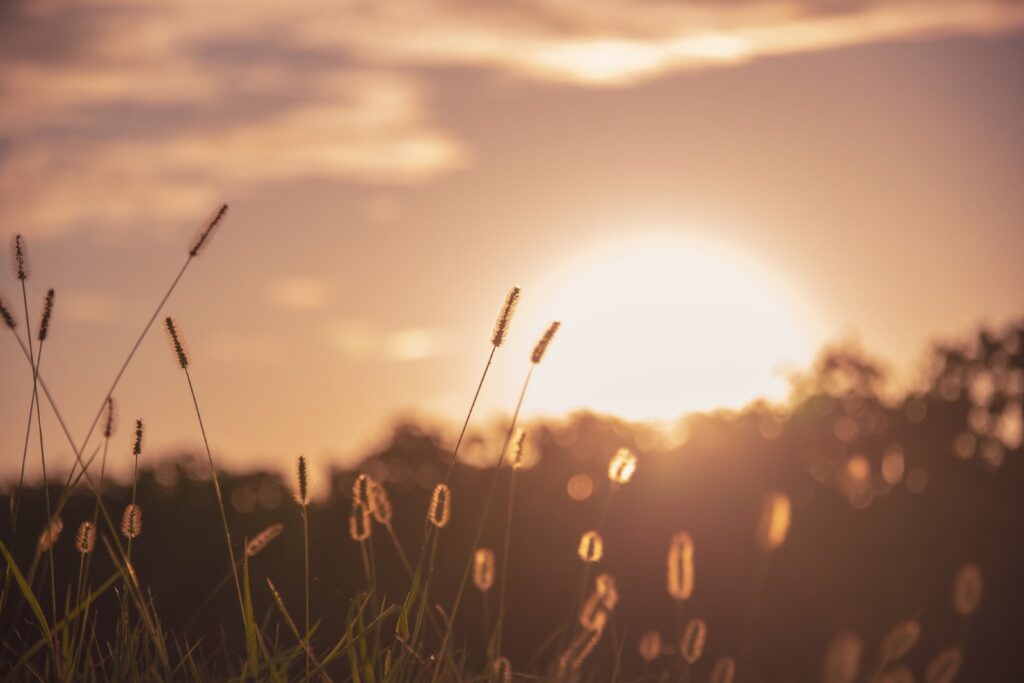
[
  {"left": 189, "top": 204, "right": 229, "bottom": 257},
  {"left": 428, "top": 483, "right": 451, "bottom": 528},
  {"left": 353, "top": 473, "right": 371, "bottom": 508},
  {"left": 296, "top": 456, "right": 309, "bottom": 505},
  {"left": 132, "top": 419, "right": 144, "bottom": 457},
  {"left": 37, "top": 289, "right": 54, "bottom": 342},
  {"left": 0, "top": 293, "right": 16, "bottom": 329},
  {"left": 881, "top": 619, "right": 921, "bottom": 662},
  {"left": 667, "top": 531, "right": 695, "bottom": 601},
  {"left": 121, "top": 504, "right": 142, "bottom": 539},
  {"left": 680, "top": 618, "right": 707, "bottom": 665},
  {"left": 558, "top": 619, "right": 605, "bottom": 675},
  {"left": 12, "top": 234, "right": 28, "bottom": 281},
  {"left": 37, "top": 517, "right": 63, "bottom": 552},
  {"left": 823, "top": 631, "right": 863, "bottom": 683},
  {"left": 756, "top": 491, "right": 791, "bottom": 552},
  {"left": 164, "top": 317, "right": 190, "bottom": 369},
  {"left": 594, "top": 573, "right": 618, "bottom": 610},
  {"left": 924, "top": 648, "right": 962, "bottom": 683},
  {"left": 577, "top": 530, "right": 603, "bottom": 563},
  {"left": 531, "top": 321, "right": 560, "bottom": 364},
  {"left": 492, "top": 656, "right": 512, "bottom": 683},
  {"left": 711, "top": 656, "right": 737, "bottom": 683},
  {"left": 638, "top": 630, "right": 662, "bottom": 662},
  {"left": 608, "top": 447, "right": 637, "bottom": 484},
  {"left": 473, "top": 548, "right": 495, "bottom": 591},
  {"left": 245, "top": 523, "right": 284, "bottom": 557},
  {"left": 953, "top": 563, "right": 983, "bottom": 616},
  {"left": 578, "top": 596, "right": 609, "bottom": 632},
  {"left": 75, "top": 521, "right": 96, "bottom": 554},
  {"left": 103, "top": 398, "right": 117, "bottom": 439},
  {"left": 491, "top": 287, "right": 520, "bottom": 347},
  {"left": 508, "top": 428, "right": 527, "bottom": 470},
  {"left": 349, "top": 503, "right": 372, "bottom": 541},
  {"left": 367, "top": 478, "right": 393, "bottom": 525}
]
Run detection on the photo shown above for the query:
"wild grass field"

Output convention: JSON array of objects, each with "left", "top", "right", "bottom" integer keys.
[{"left": 1, "top": 209, "right": 1022, "bottom": 681}]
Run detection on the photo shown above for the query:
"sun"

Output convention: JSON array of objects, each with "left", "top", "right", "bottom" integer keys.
[{"left": 520, "top": 233, "right": 820, "bottom": 421}]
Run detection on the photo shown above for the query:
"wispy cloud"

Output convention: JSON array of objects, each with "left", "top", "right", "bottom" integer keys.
[
  {"left": 327, "top": 319, "right": 447, "bottom": 363},
  {"left": 2, "top": 0, "right": 1021, "bottom": 235},
  {"left": 269, "top": 277, "right": 332, "bottom": 311}
]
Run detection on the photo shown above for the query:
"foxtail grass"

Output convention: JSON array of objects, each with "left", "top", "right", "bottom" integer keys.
[
  {"left": 430, "top": 320, "right": 559, "bottom": 682},
  {"left": 165, "top": 315, "right": 246, "bottom": 637}
]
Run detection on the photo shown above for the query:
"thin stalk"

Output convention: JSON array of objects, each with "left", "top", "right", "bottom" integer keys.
[
  {"left": 384, "top": 523, "right": 413, "bottom": 577},
  {"left": 182, "top": 368, "right": 245, "bottom": 629},
  {"left": 493, "top": 464, "right": 519, "bottom": 658},
  {"left": 430, "top": 365, "right": 534, "bottom": 683},
  {"left": 68, "top": 258, "right": 192, "bottom": 484},
  {"left": 302, "top": 505, "right": 310, "bottom": 682}
]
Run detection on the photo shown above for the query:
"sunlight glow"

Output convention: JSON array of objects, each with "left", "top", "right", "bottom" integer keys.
[{"left": 527, "top": 233, "right": 818, "bottom": 420}]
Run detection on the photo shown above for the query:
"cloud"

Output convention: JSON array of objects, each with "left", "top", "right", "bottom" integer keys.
[
  {"left": 2, "top": 0, "right": 1021, "bottom": 236},
  {"left": 327, "top": 319, "right": 447, "bottom": 362},
  {"left": 268, "top": 277, "right": 332, "bottom": 311}
]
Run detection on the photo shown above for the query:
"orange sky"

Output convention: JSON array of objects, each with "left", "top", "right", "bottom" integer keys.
[{"left": 2, "top": 1, "right": 1023, "bottom": 482}]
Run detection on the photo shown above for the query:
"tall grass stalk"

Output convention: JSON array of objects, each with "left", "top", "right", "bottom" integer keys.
[
  {"left": 430, "top": 362, "right": 536, "bottom": 682},
  {"left": 493, "top": 429, "right": 526, "bottom": 658},
  {"left": 66, "top": 205, "right": 228, "bottom": 487},
  {"left": 166, "top": 317, "right": 246, "bottom": 634}
]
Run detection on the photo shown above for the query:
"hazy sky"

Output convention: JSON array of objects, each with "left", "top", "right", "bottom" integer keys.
[{"left": 2, "top": 0, "right": 1023, "bottom": 480}]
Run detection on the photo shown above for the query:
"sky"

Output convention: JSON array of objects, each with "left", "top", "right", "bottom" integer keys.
[{"left": 2, "top": 0, "right": 1023, "bottom": 481}]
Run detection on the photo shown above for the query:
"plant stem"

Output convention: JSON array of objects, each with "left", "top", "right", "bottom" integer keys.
[{"left": 183, "top": 368, "right": 246, "bottom": 631}]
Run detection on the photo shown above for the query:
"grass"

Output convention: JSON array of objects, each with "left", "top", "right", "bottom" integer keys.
[{"left": 0, "top": 210, "right": 998, "bottom": 681}]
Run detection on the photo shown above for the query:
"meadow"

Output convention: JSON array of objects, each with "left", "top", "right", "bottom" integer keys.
[{"left": 1, "top": 208, "right": 1022, "bottom": 681}]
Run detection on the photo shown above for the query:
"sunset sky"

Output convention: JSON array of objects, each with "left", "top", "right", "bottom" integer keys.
[{"left": 1, "top": 0, "right": 1023, "bottom": 481}]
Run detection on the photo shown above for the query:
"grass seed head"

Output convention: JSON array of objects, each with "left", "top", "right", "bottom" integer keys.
[
  {"left": 473, "top": 548, "right": 495, "bottom": 591},
  {"left": 492, "top": 656, "right": 512, "bottom": 683},
  {"left": 577, "top": 530, "right": 603, "bottom": 563},
  {"left": 491, "top": 286, "right": 520, "bottom": 347},
  {"left": 924, "top": 648, "right": 962, "bottom": 683},
  {"left": 121, "top": 504, "right": 142, "bottom": 539},
  {"left": 667, "top": 531, "right": 695, "bottom": 600},
  {"left": 823, "top": 631, "right": 863, "bottom": 683},
  {"left": 638, "top": 630, "right": 662, "bottom": 662},
  {"left": 37, "top": 517, "right": 63, "bottom": 553},
  {"left": 531, "top": 321, "right": 560, "bottom": 364},
  {"left": 508, "top": 428, "right": 527, "bottom": 470},
  {"left": 608, "top": 447, "right": 637, "bottom": 484},
  {"left": 680, "top": 618, "right": 707, "bottom": 664},
  {"left": 133, "top": 419, "right": 144, "bottom": 457},
  {"left": 349, "top": 502, "right": 372, "bottom": 541},
  {"left": 189, "top": 204, "right": 229, "bottom": 257},
  {"left": 428, "top": 483, "right": 451, "bottom": 528},
  {"left": 353, "top": 473, "right": 371, "bottom": 507},
  {"left": 103, "top": 398, "right": 117, "bottom": 439},
  {"left": 296, "top": 455, "right": 309, "bottom": 505},
  {"left": 0, "top": 292, "right": 16, "bottom": 329},
  {"left": 245, "top": 523, "right": 284, "bottom": 557},
  {"left": 711, "top": 657, "right": 737, "bottom": 683},
  {"left": 37, "top": 288, "right": 54, "bottom": 341},
  {"left": 953, "top": 562, "right": 983, "bottom": 616},
  {"left": 75, "top": 521, "right": 96, "bottom": 554},
  {"left": 12, "top": 234, "right": 28, "bottom": 281},
  {"left": 756, "top": 491, "right": 791, "bottom": 552},
  {"left": 881, "top": 619, "right": 920, "bottom": 662},
  {"left": 165, "top": 317, "right": 190, "bottom": 369},
  {"left": 367, "top": 478, "right": 393, "bottom": 524}
]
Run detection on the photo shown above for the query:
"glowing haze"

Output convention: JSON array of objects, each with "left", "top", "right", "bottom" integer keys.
[{"left": 1, "top": 0, "right": 1023, "bottom": 479}]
